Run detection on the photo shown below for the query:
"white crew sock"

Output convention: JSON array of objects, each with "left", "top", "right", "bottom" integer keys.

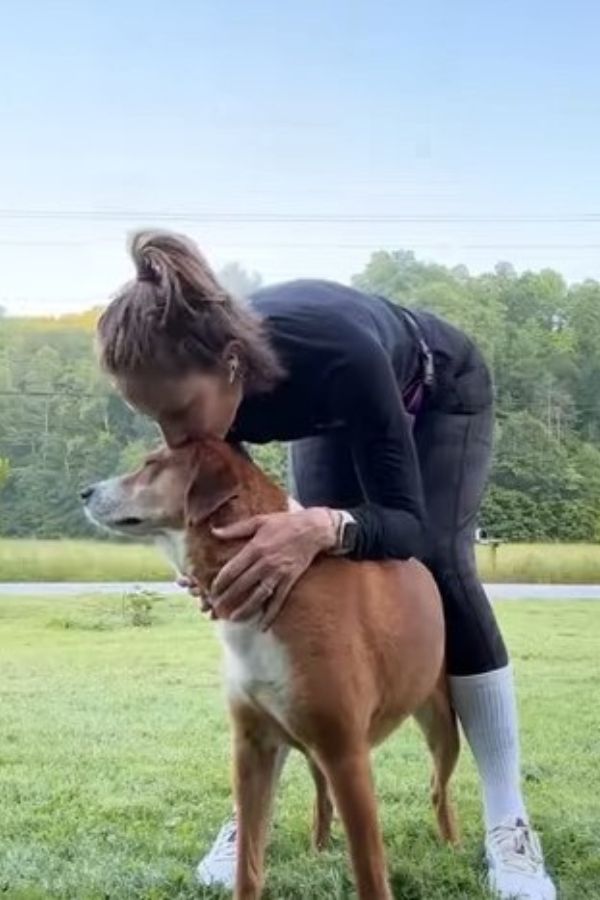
[{"left": 449, "top": 664, "right": 528, "bottom": 831}]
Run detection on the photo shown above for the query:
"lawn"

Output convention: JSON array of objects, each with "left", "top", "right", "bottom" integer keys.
[
  {"left": 0, "top": 540, "right": 170, "bottom": 583},
  {"left": 4, "top": 538, "right": 600, "bottom": 584},
  {"left": 0, "top": 593, "right": 599, "bottom": 899}
]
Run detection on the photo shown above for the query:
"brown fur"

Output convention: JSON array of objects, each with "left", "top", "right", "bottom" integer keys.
[{"left": 128, "top": 440, "right": 460, "bottom": 899}]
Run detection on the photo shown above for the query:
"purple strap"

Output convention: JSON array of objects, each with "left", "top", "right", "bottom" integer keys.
[
  {"left": 398, "top": 307, "right": 434, "bottom": 417},
  {"left": 403, "top": 377, "right": 425, "bottom": 416}
]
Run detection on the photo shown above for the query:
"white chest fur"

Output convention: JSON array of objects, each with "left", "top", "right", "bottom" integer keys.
[
  {"left": 156, "top": 529, "right": 188, "bottom": 577},
  {"left": 155, "top": 500, "right": 300, "bottom": 723},
  {"left": 217, "top": 621, "right": 291, "bottom": 725}
]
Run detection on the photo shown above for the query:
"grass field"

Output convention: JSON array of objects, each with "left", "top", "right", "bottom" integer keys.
[
  {"left": 3, "top": 538, "right": 600, "bottom": 584},
  {"left": 0, "top": 539, "right": 170, "bottom": 583},
  {"left": 1, "top": 593, "right": 599, "bottom": 899}
]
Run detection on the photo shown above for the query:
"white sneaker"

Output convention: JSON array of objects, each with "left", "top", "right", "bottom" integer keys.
[
  {"left": 486, "top": 817, "right": 557, "bottom": 900},
  {"left": 195, "top": 817, "right": 237, "bottom": 889}
]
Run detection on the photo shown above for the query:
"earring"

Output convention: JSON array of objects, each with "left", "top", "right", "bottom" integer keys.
[{"left": 228, "top": 357, "right": 239, "bottom": 384}]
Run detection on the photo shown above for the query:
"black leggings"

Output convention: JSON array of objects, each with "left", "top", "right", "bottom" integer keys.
[{"left": 289, "top": 358, "right": 508, "bottom": 677}]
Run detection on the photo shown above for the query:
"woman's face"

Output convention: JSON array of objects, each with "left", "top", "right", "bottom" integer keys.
[{"left": 117, "top": 369, "right": 243, "bottom": 448}]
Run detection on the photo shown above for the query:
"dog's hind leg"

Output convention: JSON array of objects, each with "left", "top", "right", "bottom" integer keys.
[
  {"left": 308, "top": 756, "right": 334, "bottom": 851},
  {"left": 414, "top": 679, "right": 461, "bottom": 845}
]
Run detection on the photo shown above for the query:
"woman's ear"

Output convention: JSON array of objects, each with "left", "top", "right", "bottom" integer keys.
[
  {"left": 227, "top": 356, "right": 239, "bottom": 384},
  {"left": 223, "top": 339, "right": 243, "bottom": 384},
  {"left": 184, "top": 449, "right": 239, "bottom": 527}
]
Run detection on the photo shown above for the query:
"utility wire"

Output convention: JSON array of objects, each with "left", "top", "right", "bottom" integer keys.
[{"left": 2, "top": 209, "right": 600, "bottom": 224}]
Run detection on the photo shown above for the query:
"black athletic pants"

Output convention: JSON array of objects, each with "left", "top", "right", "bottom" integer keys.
[{"left": 289, "top": 345, "right": 508, "bottom": 677}]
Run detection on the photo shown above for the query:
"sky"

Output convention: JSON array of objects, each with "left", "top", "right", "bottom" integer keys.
[{"left": 1, "top": 0, "right": 600, "bottom": 315}]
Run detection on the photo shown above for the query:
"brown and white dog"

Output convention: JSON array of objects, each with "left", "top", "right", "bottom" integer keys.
[{"left": 82, "top": 439, "right": 459, "bottom": 900}]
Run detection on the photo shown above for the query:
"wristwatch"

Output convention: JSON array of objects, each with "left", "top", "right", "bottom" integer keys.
[{"left": 332, "top": 510, "right": 359, "bottom": 556}]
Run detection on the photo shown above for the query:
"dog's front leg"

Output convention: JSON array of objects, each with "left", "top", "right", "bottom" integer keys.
[{"left": 231, "top": 704, "right": 282, "bottom": 900}]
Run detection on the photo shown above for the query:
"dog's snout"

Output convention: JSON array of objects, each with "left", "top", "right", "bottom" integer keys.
[{"left": 80, "top": 485, "right": 95, "bottom": 503}]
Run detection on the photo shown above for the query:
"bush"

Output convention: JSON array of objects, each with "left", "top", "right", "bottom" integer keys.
[{"left": 123, "top": 588, "right": 164, "bottom": 627}]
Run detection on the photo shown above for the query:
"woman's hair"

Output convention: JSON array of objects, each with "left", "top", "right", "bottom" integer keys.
[{"left": 96, "top": 230, "right": 284, "bottom": 392}]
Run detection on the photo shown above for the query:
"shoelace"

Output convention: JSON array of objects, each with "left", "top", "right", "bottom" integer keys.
[
  {"left": 489, "top": 820, "right": 544, "bottom": 876},
  {"left": 209, "top": 821, "right": 238, "bottom": 862}
]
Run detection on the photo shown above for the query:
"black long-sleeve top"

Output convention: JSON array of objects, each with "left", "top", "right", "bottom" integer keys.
[{"left": 228, "top": 279, "right": 439, "bottom": 561}]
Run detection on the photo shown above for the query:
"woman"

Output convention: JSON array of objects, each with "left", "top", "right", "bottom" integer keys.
[{"left": 97, "top": 231, "right": 555, "bottom": 900}]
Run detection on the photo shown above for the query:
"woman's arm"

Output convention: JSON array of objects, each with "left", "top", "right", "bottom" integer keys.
[
  {"left": 330, "top": 332, "right": 429, "bottom": 561},
  {"left": 209, "top": 325, "right": 429, "bottom": 624}
]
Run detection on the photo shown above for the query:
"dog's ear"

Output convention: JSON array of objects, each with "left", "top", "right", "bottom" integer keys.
[{"left": 184, "top": 448, "right": 239, "bottom": 527}]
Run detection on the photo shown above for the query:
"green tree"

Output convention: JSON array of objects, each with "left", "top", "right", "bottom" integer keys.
[
  {"left": 355, "top": 250, "right": 600, "bottom": 542},
  {"left": 3, "top": 252, "right": 600, "bottom": 542}
]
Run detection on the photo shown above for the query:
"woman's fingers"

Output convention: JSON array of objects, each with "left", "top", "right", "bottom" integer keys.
[
  {"left": 212, "top": 516, "right": 262, "bottom": 541},
  {"left": 228, "top": 576, "right": 280, "bottom": 623},
  {"left": 260, "top": 577, "right": 294, "bottom": 630},
  {"left": 211, "top": 542, "right": 261, "bottom": 596},
  {"left": 212, "top": 560, "right": 267, "bottom": 617},
  {"left": 177, "top": 573, "right": 204, "bottom": 599}
]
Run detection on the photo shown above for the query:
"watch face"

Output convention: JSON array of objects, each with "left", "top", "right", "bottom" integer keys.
[{"left": 342, "top": 521, "right": 359, "bottom": 553}]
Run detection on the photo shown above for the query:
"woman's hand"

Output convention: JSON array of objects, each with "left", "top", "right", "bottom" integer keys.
[
  {"left": 209, "top": 508, "right": 337, "bottom": 629},
  {"left": 176, "top": 574, "right": 213, "bottom": 615}
]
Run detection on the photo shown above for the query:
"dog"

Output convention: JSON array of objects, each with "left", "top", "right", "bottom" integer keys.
[{"left": 82, "top": 439, "right": 459, "bottom": 900}]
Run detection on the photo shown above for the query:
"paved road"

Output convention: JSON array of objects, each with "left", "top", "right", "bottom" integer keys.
[{"left": 1, "top": 581, "right": 600, "bottom": 599}]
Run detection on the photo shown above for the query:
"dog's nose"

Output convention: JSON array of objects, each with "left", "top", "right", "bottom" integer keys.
[{"left": 80, "top": 485, "right": 95, "bottom": 503}]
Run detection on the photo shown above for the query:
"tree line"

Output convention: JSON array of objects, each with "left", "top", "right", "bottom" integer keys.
[{"left": 2, "top": 252, "right": 600, "bottom": 542}]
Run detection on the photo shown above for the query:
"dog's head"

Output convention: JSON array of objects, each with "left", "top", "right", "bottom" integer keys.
[{"left": 81, "top": 439, "right": 245, "bottom": 539}]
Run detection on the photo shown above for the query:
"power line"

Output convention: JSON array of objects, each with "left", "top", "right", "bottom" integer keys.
[
  {"left": 3, "top": 239, "right": 600, "bottom": 251},
  {"left": 2, "top": 209, "right": 600, "bottom": 224}
]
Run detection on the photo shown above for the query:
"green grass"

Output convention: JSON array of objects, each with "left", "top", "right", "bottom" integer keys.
[
  {"left": 0, "top": 539, "right": 170, "bottom": 582},
  {"left": 1, "top": 594, "right": 599, "bottom": 899},
  {"left": 476, "top": 542, "right": 600, "bottom": 583},
  {"left": 3, "top": 538, "right": 600, "bottom": 584}
]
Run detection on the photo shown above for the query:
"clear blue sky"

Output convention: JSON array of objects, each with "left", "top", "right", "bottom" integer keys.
[{"left": 1, "top": 0, "right": 600, "bottom": 313}]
